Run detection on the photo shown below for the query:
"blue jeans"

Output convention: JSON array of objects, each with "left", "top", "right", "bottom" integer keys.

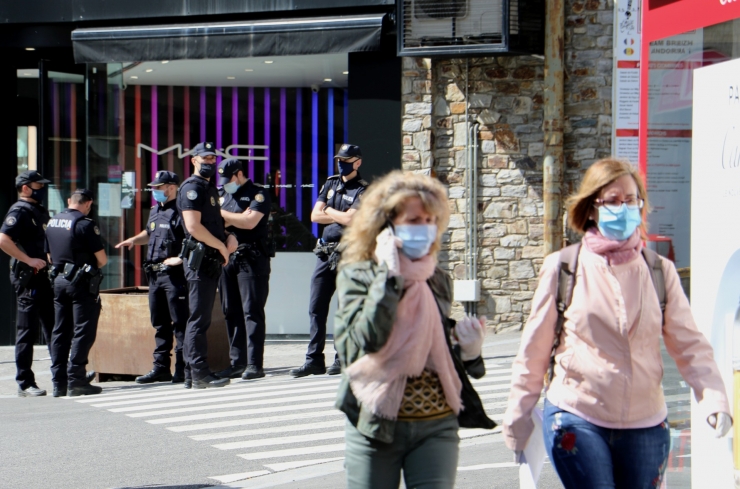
[{"left": 543, "top": 400, "right": 670, "bottom": 489}]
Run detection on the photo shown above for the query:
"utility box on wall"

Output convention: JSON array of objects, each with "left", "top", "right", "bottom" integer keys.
[{"left": 398, "top": 0, "right": 545, "bottom": 57}]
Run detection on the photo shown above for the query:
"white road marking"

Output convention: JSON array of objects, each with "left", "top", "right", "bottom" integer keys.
[
  {"left": 263, "top": 457, "right": 345, "bottom": 472},
  {"left": 190, "top": 419, "right": 346, "bottom": 441},
  {"left": 167, "top": 409, "right": 346, "bottom": 432},
  {"left": 458, "top": 462, "right": 518, "bottom": 470},
  {"left": 213, "top": 431, "right": 345, "bottom": 450},
  {"left": 146, "top": 400, "right": 337, "bottom": 424},
  {"left": 238, "top": 443, "right": 346, "bottom": 461},
  {"left": 208, "top": 470, "right": 271, "bottom": 483}
]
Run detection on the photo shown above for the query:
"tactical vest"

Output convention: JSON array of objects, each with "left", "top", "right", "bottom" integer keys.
[
  {"left": 46, "top": 209, "right": 96, "bottom": 268},
  {"left": 146, "top": 204, "right": 180, "bottom": 263}
]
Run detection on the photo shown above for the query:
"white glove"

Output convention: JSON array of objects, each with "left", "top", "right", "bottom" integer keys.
[
  {"left": 374, "top": 227, "right": 402, "bottom": 277},
  {"left": 514, "top": 450, "right": 526, "bottom": 464},
  {"left": 455, "top": 315, "right": 486, "bottom": 361},
  {"left": 708, "top": 412, "right": 732, "bottom": 438}
]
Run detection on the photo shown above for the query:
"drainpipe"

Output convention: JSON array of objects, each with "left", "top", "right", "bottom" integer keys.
[{"left": 543, "top": 0, "right": 565, "bottom": 255}]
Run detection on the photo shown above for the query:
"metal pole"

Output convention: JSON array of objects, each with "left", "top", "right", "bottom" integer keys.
[{"left": 543, "top": 0, "right": 565, "bottom": 255}]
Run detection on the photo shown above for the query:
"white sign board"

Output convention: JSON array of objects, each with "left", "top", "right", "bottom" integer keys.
[
  {"left": 612, "top": 0, "right": 641, "bottom": 162},
  {"left": 691, "top": 57, "right": 739, "bottom": 488}
]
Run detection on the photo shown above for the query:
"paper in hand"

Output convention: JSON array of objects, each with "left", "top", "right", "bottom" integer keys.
[{"left": 519, "top": 407, "right": 546, "bottom": 489}]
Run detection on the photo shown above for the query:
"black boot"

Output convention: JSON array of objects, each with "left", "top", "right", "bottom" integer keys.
[
  {"left": 69, "top": 384, "right": 103, "bottom": 397},
  {"left": 135, "top": 368, "right": 173, "bottom": 384},
  {"left": 241, "top": 365, "right": 265, "bottom": 380},
  {"left": 214, "top": 365, "right": 246, "bottom": 379},
  {"left": 326, "top": 358, "right": 341, "bottom": 375},
  {"left": 192, "top": 374, "right": 230, "bottom": 389},
  {"left": 289, "top": 363, "right": 326, "bottom": 378}
]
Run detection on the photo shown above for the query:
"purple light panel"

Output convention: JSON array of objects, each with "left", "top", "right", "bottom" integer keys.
[
  {"left": 200, "top": 86, "right": 206, "bottom": 143},
  {"left": 280, "top": 88, "right": 287, "bottom": 209},
  {"left": 296, "top": 89, "right": 303, "bottom": 221},
  {"left": 328, "top": 88, "right": 334, "bottom": 177},
  {"left": 312, "top": 91, "right": 319, "bottom": 238},
  {"left": 248, "top": 87, "right": 255, "bottom": 180},
  {"left": 264, "top": 87, "right": 271, "bottom": 179},
  {"left": 232, "top": 87, "right": 239, "bottom": 157},
  {"left": 216, "top": 86, "right": 223, "bottom": 163}
]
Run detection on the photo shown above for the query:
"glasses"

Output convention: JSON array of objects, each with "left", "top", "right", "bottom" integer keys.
[{"left": 594, "top": 197, "right": 644, "bottom": 215}]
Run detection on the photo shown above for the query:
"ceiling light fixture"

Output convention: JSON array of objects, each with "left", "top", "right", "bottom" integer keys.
[
  {"left": 227, "top": 76, "right": 236, "bottom": 80},
  {"left": 244, "top": 69, "right": 254, "bottom": 72},
  {"left": 145, "top": 69, "right": 154, "bottom": 73},
  {"left": 161, "top": 60, "right": 169, "bottom": 64},
  {"left": 324, "top": 78, "right": 332, "bottom": 82},
  {"left": 264, "top": 60, "right": 274, "bottom": 64},
  {"left": 343, "top": 71, "right": 349, "bottom": 75},
  {"left": 23, "top": 73, "right": 31, "bottom": 76},
  {"left": 130, "top": 76, "right": 139, "bottom": 79},
  {"left": 25, "top": 47, "right": 35, "bottom": 51}
]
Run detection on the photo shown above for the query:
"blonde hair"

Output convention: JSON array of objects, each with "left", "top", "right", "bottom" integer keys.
[
  {"left": 341, "top": 171, "right": 450, "bottom": 264},
  {"left": 566, "top": 158, "right": 650, "bottom": 234}
]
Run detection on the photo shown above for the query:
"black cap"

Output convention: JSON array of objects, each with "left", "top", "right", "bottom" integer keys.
[
  {"left": 218, "top": 158, "right": 243, "bottom": 181},
  {"left": 148, "top": 170, "right": 180, "bottom": 187},
  {"left": 334, "top": 143, "right": 362, "bottom": 161},
  {"left": 72, "top": 188, "right": 94, "bottom": 200},
  {"left": 15, "top": 170, "right": 50, "bottom": 188},
  {"left": 192, "top": 142, "right": 217, "bottom": 157}
]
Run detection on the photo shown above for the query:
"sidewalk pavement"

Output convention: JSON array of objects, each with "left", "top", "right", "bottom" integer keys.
[{"left": 0, "top": 330, "right": 524, "bottom": 397}]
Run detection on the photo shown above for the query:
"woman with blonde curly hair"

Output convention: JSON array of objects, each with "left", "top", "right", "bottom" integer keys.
[
  {"left": 504, "top": 158, "right": 731, "bottom": 488},
  {"left": 333, "top": 171, "right": 495, "bottom": 489}
]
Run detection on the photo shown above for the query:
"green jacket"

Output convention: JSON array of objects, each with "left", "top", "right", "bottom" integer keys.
[{"left": 334, "top": 259, "right": 497, "bottom": 444}]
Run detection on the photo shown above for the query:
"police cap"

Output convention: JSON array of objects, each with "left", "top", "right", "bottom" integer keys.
[
  {"left": 72, "top": 188, "right": 94, "bottom": 200},
  {"left": 334, "top": 144, "right": 361, "bottom": 161},
  {"left": 218, "top": 158, "right": 243, "bottom": 181},
  {"left": 148, "top": 170, "right": 180, "bottom": 187},
  {"left": 192, "top": 142, "right": 217, "bottom": 157},
  {"left": 16, "top": 170, "right": 50, "bottom": 188}
]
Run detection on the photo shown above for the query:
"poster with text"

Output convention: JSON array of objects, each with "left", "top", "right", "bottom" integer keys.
[{"left": 613, "top": 0, "right": 641, "bottom": 162}]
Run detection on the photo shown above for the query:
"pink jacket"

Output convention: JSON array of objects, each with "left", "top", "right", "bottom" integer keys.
[{"left": 503, "top": 246, "right": 731, "bottom": 451}]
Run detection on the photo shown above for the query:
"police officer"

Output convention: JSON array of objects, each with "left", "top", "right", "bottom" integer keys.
[
  {"left": 115, "top": 171, "right": 188, "bottom": 384},
  {"left": 291, "top": 144, "right": 367, "bottom": 378},
  {"left": 0, "top": 171, "right": 53, "bottom": 397},
  {"left": 178, "top": 142, "right": 237, "bottom": 389},
  {"left": 214, "top": 159, "right": 272, "bottom": 381},
  {"left": 46, "top": 189, "right": 107, "bottom": 397}
]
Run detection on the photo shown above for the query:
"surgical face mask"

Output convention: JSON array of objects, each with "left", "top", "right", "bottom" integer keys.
[
  {"left": 597, "top": 204, "right": 642, "bottom": 241},
  {"left": 338, "top": 161, "right": 355, "bottom": 176},
  {"left": 198, "top": 163, "right": 216, "bottom": 178},
  {"left": 30, "top": 185, "right": 47, "bottom": 203},
  {"left": 395, "top": 224, "right": 438, "bottom": 260},
  {"left": 223, "top": 181, "right": 241, "bottom": 194},
  {"left": 152, "top": 189, "right": 168, "bottom": 203}
]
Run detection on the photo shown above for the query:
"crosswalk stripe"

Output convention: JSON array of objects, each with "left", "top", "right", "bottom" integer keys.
[
  {"left": 263, "top": 457, "right": 345, "bottom": 473},
  {"left": 92, "top": 379, "right": 342, "bottom": 407},
  {"left": 238, "top": 443, "right": 346, "bottom": 461},
  {"left": 213, "top": 430, "right": 346, "bottom": 450},
  {"left": 208, "top": 470, "right": 271, "bottom": 483},
  {"left": 167, "top": 409, "right": 346, "bottom": 432},
  {"left": 72, "top": 385, "right": 184, "bottom": 402},
  {"left": 105, "top": 383, "right": 340, "bottom": 412},
  {"left": 146, "top": 400, "right": 337, "bottom": 424},
  {"left": 126, "top": 392, "right": 337, "bottom": 417},
  {"left": 190, "top": 419, "right": 346, "bottom": 441}
]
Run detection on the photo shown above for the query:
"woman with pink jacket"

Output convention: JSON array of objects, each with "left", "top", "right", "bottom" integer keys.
[{"left": 503, "top": 158, "right": 732, "bottom": 488}]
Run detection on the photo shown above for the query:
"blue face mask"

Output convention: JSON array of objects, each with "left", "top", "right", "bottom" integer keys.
[
  {"left": 394, "top": 224, "right": 438, "bottom": 260},
  {"left": 223, "top": 181, "right": 241, "bottom": 194},
  {"left": 152, "top": 189, "right": 168, "bottom": 203},
  {"left": 597, "top": 204, "right": 642, "bottom": 241},
  {"left": 338, "top": 161, "right": 356, "bottom": 176}
]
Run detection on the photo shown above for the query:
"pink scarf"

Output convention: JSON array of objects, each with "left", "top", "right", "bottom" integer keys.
[
  {"left": 344, "top": 254, "right": 462, "bottom": 420},
  {"left": 582, "top": 227, "right": 642, "bottom": 265}
]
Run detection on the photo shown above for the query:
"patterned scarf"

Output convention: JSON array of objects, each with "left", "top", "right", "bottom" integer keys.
[{"left": 582, "top": 227, "right": 642, "bottom": 265}]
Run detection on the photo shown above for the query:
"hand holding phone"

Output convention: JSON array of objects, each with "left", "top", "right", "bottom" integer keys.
[{"left": 375, "top": 225, "right": 402, "bottom": 277}]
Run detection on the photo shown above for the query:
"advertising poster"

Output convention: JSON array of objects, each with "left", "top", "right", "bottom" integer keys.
[
  {"left": 613, "top": 0, "right": 641, "bottom": 162},
  {"left": 691, "top": 57, "right": 740, "bottom": 488}
]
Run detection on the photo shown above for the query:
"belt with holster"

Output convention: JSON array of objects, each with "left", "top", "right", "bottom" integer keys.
[
  {"left": 144, "top": 262, "right": 171, "bottom": 274},
  {"left": 55, "top": 262, "right": 103, "bottom": 295},
  {"left": 179, "top": 237, "right": 223, "bottom": 278},
  {"left": 313, "top": 240, "right": 342, "bottom": 270}
]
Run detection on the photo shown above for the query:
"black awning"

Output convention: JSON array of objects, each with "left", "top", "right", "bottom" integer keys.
[{"left": 72, "top": 14, "right": 386, "bottom": 63}]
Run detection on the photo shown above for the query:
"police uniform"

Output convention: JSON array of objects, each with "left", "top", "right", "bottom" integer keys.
[
  {"left": 141, "top": 171, "right": 188, "bottom": 382},
  {"left": 0, "top": 171, "right": 53, "bottom": 396},
  {"left": 303, "top": 144, "right": 367, "bottom": 373},
  {"left": 177, "top": 142, "right": 229, "bottom": 386},
  {"left": 46, "top": 189, "right": 105, "bottom": 396},
  {"left": 216, "top": 159, "right": 272, "bottom": 380}
]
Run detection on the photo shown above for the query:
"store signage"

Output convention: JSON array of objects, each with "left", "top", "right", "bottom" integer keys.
[
  {"left": 137, "top": 143, "right": 268, "bottom": 161},
  {"left": 691, "top": 56, "right": 740, "bottom": 488}
]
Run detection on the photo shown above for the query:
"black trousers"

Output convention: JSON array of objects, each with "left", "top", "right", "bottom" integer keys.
[
  {"left": 306, "top": 255, "right": 339, "bottom": 367},
  {"left": 148, "top": 269, "right": 188, "bottom": 374},
  {"left": 13, "top": 274, "right": 54, "bottom": 390},
  {"left": 219, "top": 255, "right": 270, "bottom": 368},
  {"left": 50, "top": 276, "right": 101, "bottom": 388},
  {"left": 184, "top": 265, "right": 221, "bottom": 380}
]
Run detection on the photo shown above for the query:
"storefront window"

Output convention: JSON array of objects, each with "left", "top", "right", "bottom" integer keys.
[
  {"left": 646, "top": 19, "right": 740, "bottom": 268},
  {"left": 80, "top": 55, "right": 349, "bottom": 287}
]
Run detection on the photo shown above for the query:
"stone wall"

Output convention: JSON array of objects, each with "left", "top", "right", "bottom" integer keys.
[{"left": 400, "top": 0, "right": 614, "bottom": 332}]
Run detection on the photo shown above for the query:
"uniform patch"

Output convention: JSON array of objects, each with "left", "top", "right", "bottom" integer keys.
[
  {"left": 211, "top": 196, "right": 216, "bottom": 206},
  {"left": 94, "top": 226, "right": 101, "bottom": 235},
  {"left": 5, "top": 216, "right": 16, "bottom": 226},
  {"left": 218, "top": 168, "right": 224, "bottom": 174},
  {"left": 341, "top": 144, "right": 349, "bottom": 150},
  {"left": 186, "top": 190, "right": 198, "bottom": 200},
  {"left": 219, "top": 197, "right": 225, "bottom": 206},
  {"left": 255, "top": 193, "right": 265, "bottom": 203},
  {"left": 150, "top": 222, "right": 156, "bottom": 231},
  {"left": 327, "top": 189, "right": 335, "bottom": 200}
]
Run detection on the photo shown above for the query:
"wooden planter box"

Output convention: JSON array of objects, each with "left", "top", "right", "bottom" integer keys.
[{"left": 88, "top": 286, "right": 230, "bottom": 379}]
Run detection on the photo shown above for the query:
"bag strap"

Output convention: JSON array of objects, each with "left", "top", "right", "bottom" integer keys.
[
  {"left": 546, "top": 243, "right": 581, "bottom": 385},
  {"left": 641, "top": 247, "right": 666, "bottom": 320}
]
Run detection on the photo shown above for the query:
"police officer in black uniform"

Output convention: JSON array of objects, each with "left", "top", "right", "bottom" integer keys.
[
  {"left": 0, "top": 171, "right": 53, "bottom": 397},
  {"left": 46, "top": 189, "right": 107, "bottom": 397},
  {"left": 214, "top": 159, "right": 272, "bottom": 381},
  {"left": 177, "top": 142, "right": 237, "bottom": 389},
  {"left": 115, "top": 171, "right": 188, "bottom": 384},
  {"left": 291, "top": 144, "right": 367, "bottom": 377}
]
